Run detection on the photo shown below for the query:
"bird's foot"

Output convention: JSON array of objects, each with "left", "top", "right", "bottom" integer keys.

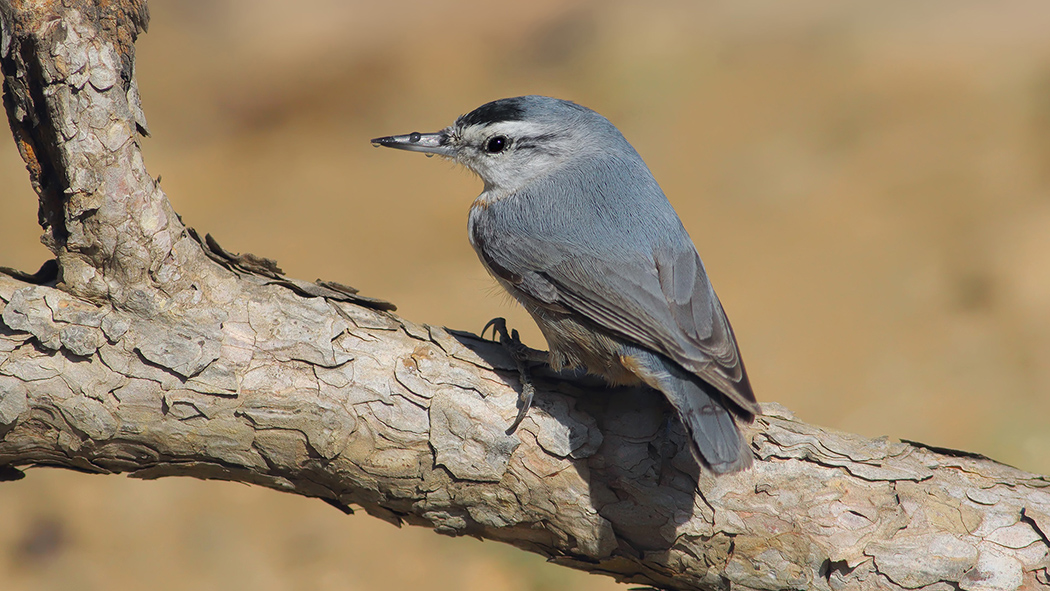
[{"left": 483, "top": 317, "right": 537, "bottom": 435}]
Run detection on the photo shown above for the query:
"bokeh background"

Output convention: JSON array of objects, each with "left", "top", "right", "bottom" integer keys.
[{"left": 2, "top": 1, "right": 1050, "bottom": 589}]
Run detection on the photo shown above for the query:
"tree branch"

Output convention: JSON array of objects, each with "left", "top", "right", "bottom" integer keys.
[{"left": 2, "top": 3, "right": 1049, "bottom": 590}]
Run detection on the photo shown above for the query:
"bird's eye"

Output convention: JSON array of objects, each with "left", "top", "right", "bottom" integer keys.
[{"left": 485, "top": 136, "right": 509, "bottom": 154}]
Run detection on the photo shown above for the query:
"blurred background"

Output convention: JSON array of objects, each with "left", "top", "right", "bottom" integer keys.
[{"left": 2, "top": 0, "right": 1050, "bottom": 589}]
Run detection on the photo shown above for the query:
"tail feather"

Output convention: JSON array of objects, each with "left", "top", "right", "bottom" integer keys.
[{"left": 622, "top": 346, "right": 753, "bottom": 473}]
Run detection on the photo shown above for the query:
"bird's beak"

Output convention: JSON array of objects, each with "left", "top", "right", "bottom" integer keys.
[{"left": 370, "top": 130, "right": 455, "bottom": 156}]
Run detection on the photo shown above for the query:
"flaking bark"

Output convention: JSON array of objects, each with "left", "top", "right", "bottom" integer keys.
[{"left": 1, "top": 2, "right": 1049, "bottom": 590}]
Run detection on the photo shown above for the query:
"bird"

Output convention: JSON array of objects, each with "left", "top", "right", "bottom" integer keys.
[{"left": 371, "top": 95, "right": 760, "bottom": 473}]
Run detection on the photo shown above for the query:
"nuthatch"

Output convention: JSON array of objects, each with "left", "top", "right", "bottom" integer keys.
[{"left": 372, "top": 96, "right": 759, "bottom": 473}]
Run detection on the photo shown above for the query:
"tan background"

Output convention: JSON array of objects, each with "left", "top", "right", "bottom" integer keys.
[{"left": 2, "top": 1, "right": 1050, "bottom": 589}]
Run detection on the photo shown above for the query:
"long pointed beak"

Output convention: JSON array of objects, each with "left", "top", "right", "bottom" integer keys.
[{"left": 370, "top": 130, "right": 454, "bottom": 156}]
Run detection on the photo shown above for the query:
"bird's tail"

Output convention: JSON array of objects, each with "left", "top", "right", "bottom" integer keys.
[{"left": 621, "top": 346, "right": 753, "bottom": 473}]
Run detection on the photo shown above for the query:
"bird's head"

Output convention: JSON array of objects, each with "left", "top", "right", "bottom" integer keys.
[{"left": 372, "top": 96, "right": 628, "bottom": 195}]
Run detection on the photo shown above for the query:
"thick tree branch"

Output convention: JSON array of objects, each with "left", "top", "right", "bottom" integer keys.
[{"left": 2, "top": 3, "right": 1049, "bottom": 590}]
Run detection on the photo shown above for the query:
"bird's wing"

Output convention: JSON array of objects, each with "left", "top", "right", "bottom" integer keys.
[{"left": 483, "top": 223, "right": 759, "bottom": 417}]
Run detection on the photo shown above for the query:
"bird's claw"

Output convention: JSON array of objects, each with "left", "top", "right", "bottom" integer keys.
[
  {"left": 483, "top": 317, "right": 537, "bottom": 435},
  {"left": 481, "top": 317, "right": 505, "bottom": 342},
  {"left": 505, "top": 381, "right": 535, "bottom": 435}
]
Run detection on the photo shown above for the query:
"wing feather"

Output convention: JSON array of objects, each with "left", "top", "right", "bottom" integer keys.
[
  {"left": 484, "top": 234, "right": 758, "bottom": 415},
  {"left": 549, "top": 252, "right": 757, "bottom": 415},
  {"left": 471, "top": 155, "right": 759, "bottom": 416}
]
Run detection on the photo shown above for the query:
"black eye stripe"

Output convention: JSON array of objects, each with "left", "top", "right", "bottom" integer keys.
[{"left": 508, "top": 133, "right": 560, "bottom": 153}]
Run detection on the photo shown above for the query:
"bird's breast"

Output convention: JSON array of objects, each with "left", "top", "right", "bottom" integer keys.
[
  {"left": 470, "top": 188, "right": 515, "bottom": 211},
  {"left": 468, "top": 202, "right": 522, "bottom": 286}
]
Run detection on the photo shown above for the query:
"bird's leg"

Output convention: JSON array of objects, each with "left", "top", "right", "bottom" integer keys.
[{"left": 483, "top": 317, "right": 538, "bottom": 435}]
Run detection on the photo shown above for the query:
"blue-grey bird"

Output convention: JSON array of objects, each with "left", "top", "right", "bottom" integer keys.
[{"left": 372, "top": 96, "right": 759, "bottom": 473}]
